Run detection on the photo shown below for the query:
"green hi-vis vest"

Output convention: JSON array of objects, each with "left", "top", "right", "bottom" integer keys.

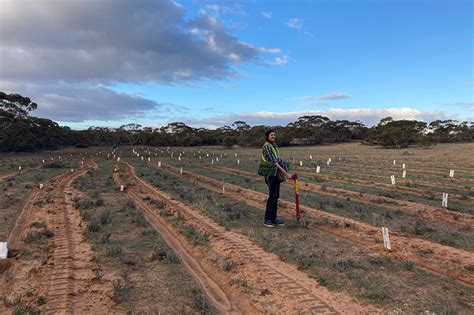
[{"left": 261, "top": 141, "right": 280, "bottom": 163}]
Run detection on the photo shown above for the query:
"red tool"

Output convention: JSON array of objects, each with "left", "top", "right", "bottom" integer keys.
[{"left": 292, "top": 174, "right": 301, "bottom": 222}]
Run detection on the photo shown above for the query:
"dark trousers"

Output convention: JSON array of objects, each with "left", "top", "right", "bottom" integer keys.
[{"left": 264, "top": 175, "right": 280, "bottom": 222}]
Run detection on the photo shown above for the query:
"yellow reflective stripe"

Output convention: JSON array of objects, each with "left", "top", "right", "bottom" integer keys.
[{"left": 261, "top": 142, "right": 279, "bottom": 162}]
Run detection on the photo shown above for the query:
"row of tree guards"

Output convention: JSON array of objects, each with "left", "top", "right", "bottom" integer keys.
[
  {"left": 113, "top": 145, "right": 459, "bottom": 209},
  {"left": 118, "top": 147, "right": 401, "bottom": 251},
  {"left": 114, "top": 146, "right": 457, "bottom": 245}
]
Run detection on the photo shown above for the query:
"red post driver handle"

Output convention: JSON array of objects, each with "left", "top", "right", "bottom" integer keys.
[{"left": 293, "top": 174, "right": 300, "bottom": 222}]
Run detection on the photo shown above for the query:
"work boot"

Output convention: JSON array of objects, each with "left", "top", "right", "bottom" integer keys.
[
  {"left": 273, "top": 218, "right": 285, "bottom": 226},
  {"left": 263, "top": 220, "right": 275, "bottom": 228}
]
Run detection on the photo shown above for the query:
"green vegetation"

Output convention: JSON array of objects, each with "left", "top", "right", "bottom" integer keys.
[
  {"left": 72, "top": 158, "right": 216, "bottom": 313},
  {"left": 1, "top": 92, "right": 472, "bottom": 152},
  {"left": 129, "top": 158, "right": 474, "bottom": 313}
]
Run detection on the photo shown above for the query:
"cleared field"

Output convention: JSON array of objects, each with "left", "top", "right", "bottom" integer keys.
[{"left": 0, "top": 142, "right": 473, "bottom": 314}]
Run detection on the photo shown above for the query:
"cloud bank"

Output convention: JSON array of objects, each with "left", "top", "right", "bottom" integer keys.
[
  {"left": 0, "top": 0, "right": 282, "bottom": 122},
  {"left": 179, "top": 107, "right": 457, "bottom": 129},
  {"left": 0, "top": 0, "right": 279, "bottom": 83}
]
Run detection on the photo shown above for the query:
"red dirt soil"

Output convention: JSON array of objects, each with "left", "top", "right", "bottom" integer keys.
[
  {"left": 117, "top": 161, "right": 381, "bottom": 314},
  {"left": 157, "top": 161, "right": 474, "bottom": 287}
]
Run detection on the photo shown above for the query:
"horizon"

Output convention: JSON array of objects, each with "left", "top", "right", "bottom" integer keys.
[{"left": 1, "top": 0, "right": 472, "bottom": 130}]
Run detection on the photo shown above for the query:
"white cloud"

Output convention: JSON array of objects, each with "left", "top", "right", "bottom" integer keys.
[
  {"left": 262, "top": 11, "right": 272, "bottom": 19},
  {"left": 287, "top": 18, "right": 303, "bottom": 31},
  {"left": 204, "top": 4, "right": 246, "bottom": 17},
  {"left": 318, "top": 93, "right": 351, "bottom": 100},
  {"left": 287, "top": 18, "right": 313, "bottom": 37},
  {"left": 179, "top": 107, "right": 456, "bottom": 129},
  {"left": 290, "top": 93, "right": 350, "bottom": 101},
  {"left": 270, "top": 56, "right": 289, "bottom": 65}
]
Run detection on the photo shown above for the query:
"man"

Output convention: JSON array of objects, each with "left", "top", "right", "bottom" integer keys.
[{"left": 261, "top": 128, "right": 293, "bottom": 228}]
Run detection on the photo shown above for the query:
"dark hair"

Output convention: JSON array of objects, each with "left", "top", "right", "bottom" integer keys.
[{"left": 264, "top": 128, "right": 275, "bottom": 140}]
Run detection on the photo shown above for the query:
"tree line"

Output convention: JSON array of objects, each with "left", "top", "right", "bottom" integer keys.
[{"left": 1, "top": 92, "right": 473, "bottom": 152}]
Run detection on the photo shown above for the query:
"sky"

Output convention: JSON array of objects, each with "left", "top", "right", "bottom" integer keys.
[{"left": 0, "top": 0, "right": 472, "bottom": 129}]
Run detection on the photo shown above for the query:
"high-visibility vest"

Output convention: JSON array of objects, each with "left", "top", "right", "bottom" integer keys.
[{"left": 261, "top": 142, "right": 280, "bottom": 163}]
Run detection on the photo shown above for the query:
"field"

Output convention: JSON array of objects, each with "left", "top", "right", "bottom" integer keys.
[{"left": 0, "top": 142, "right": 473, "bottom": 314}]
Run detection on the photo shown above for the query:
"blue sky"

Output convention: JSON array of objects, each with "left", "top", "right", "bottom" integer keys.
[{"left": 1, "top": 0, "right": 472, "bottom": 129}]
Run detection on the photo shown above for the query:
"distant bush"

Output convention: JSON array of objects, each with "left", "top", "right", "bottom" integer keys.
[{"left": 42, "top": 161, "right": 65, "bottom": 169}]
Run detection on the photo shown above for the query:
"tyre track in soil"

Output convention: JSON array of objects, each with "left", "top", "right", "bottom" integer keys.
[
  {"left": 199, "top": 164, "right": 474, "bottom": 228},
  {"left": 6, "top": 165, "right": 80, "bottom": 249},
  {"left": 7, "top": 190, "right": 40, "bottom": 249},
  {"left": 39, "top": 160, "right": 109, "bottom": 314},
  {"left": 155, "top": 161, "right": 474, "bottom": 287},
  {"left": 118, "top": 162, "right": 379, "bottom": 314}
]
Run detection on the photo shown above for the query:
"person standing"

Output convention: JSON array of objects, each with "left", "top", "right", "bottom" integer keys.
[{"left": 260, "top": 128, "right": 293, "bottom": 228}]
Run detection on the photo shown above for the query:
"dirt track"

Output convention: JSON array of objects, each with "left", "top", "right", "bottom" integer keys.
[
  {"left": 118, "top": 161, "right": 380, "bottom": 314},
  {"left": 3, "top": 160, "right": 111, "bottom": 314},
  {"left": 156, "top": 161, "right": 474, "bottom": 287}
]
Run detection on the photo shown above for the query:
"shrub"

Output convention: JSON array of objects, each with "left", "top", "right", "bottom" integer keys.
[
  {"left": 100, "top": 232, "right": 111, "bottom": 244},
  {"left": 74, "top": 198, "right": 94, "bottom": 209},
  {"left": 95, "top": 198, "right": 105, "bottom": 207},
  {"left": 99, "top": 209, "right": 112, "bottom": 225},
  {"left": 23, "top": 228, "right": 54, "bottom": 243},
  {"left": 181, "top": 225, "right": 208, "bottom": 245},
  {"left": 296, "top": 254, "right": 315, "bottom": 270},
  {"left": 87, "top": 221, "right": 101, "bottom": 233},
  {"left": 112, "top": 274, "right": 133, "bottom": 303},
  {"left": 220, "top": 258, "right": 236, "bottom": 272},
  {"left": 42, "top": 161, "right": 65, "bottom": 169},
  {"left": 401, "top": 260, "right": 416, "bottom": 271},
  {"left": 107, "top": 245, "right": 123, "bottom": 257},
  {"left": 29, "top": 221, "right": 46, "bottom": 229},
  {"left": 151, "top": 241, "right": 180, "bottom": 264},
  {"left": 334, "top": 259, "right": 365, "bottom": 272},
  {"left": 13, "top": 305, "right": 40, "bottom": 315},
  {"left": 191, "top": 288, "right": 213, "bottom": 313}
]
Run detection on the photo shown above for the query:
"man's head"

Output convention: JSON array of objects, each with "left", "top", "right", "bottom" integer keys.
[{"left": 265, "top": 128, "right": 276, "bottom": 142}]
